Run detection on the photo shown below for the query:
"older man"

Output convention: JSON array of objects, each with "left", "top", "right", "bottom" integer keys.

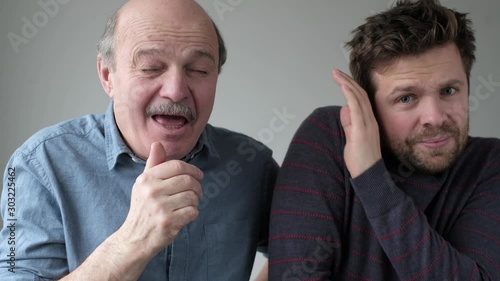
[
  {"left": 269, "top": 0, "right": 500, "bottom": 280},
  {"left": 0, "top": 0, "right": 277, "bottom": 280}
]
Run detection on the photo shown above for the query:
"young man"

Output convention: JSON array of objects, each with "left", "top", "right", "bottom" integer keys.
[
  {"left": 0, "top": 0, "right": 277, "bottom": 280},
  {"left": 269, "top": 0, "right": 500, "bottom": 280}
]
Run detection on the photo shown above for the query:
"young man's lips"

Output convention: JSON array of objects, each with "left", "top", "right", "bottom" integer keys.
[{"left": 418, "top": 137, "right": 450, "bottom": 148}]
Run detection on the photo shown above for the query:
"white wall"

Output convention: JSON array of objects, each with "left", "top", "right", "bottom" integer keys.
[{"left": 1, "top": 0, "right": 500, "bottom": 279}]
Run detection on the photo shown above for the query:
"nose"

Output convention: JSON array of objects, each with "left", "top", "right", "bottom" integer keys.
[
  {"left": 420, "top": 97, "right": 447, "bottom": 127},
  {"left": 158, "top": 67, "right": 190, "bottom": 102}
]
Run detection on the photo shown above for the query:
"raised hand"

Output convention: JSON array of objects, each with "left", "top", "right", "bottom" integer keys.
[
  {"left": 332, "top": 69, "right": 382, "bottom": 178},
  {"left": 117, "top": 142, "right": 204, "bottom": 257}
]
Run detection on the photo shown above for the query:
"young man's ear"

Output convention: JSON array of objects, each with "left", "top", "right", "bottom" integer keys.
[{"left": 97, "top": 55, "right": 113, "bottom": 98}]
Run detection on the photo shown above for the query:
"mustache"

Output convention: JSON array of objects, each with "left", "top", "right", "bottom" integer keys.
[
  {"left": 408, "top": 121, "right": 460, "bottom": 143},
  {"left": 145, "top": 102, "right": 197, "bottom": 121}
]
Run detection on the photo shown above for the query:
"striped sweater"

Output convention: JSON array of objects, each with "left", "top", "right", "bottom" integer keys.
[{"left": 268, "top": 106, "right": 500, "bottom": 281}]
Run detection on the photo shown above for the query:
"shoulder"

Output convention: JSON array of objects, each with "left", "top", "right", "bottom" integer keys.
[
  {"left": 296, "top": 106, "right": 343, "bottom": 137},
  {"left": 15, "top": 114, "right": 105, "bottom": 158},
  {"left": 456, "top": 136, "right": 500, "bottom": 182},
  {"left": 289, "top": 106, "right": 345, "bottom": 152},
  {"left": 464, "top": 136, "right": 500, "bottom": 160},
  {"left": 204, "top": 124, "right": 274, "bottom": 161}
]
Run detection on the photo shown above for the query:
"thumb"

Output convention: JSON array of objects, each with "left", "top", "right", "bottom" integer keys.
[
  {"left": 340, "top": 105, "right": 351, "bottom": 131},
  {"left": 145, "top": 142, "right": 167, "bottom": 169}
]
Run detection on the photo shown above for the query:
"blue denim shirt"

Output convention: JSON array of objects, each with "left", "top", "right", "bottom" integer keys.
[{"left": 0, "top": 103, "right": 278, "bottom": 280}]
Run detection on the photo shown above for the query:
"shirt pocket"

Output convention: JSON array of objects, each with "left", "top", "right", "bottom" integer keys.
[{"left": 205, "top": 219, "right": 258, "bottom": 280}]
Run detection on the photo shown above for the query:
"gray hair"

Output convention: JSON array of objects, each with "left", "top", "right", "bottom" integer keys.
[{"left": 97, "top": 13, "right": 118, "bottom": 70}]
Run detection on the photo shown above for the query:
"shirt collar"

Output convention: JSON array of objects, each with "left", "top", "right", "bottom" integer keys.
[{"left": 104, "top": 102, "right": 220, "bottom": 170}]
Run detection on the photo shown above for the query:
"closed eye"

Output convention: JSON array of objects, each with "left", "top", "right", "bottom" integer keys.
[
  {"left": 187, "top": 68, "right": 209, "bottom": 77},
  {"left": 141, "top": 69, "right": 162, "bottom": 73}
]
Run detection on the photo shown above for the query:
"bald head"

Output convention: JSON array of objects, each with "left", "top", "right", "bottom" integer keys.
[
  {"left": 97, "top": 0, "right": 226, "bottom": 72},
  {"left": 119, "top": 0, "right": 212, "bottom": 31}
]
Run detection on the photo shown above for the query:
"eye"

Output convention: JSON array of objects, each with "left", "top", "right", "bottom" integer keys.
[
  {"left": 193, "top": 70, "right": 208, "bottom": 74},
  {"left": 141, "top": 69, "right": 161, "bottom": 73},
  {"left": 441, "top": 87, "right": 457, "bottom": 96},
  {"left": 398, "top": 95, "right": 413, "bottom": 104},
  {"left": 188, "top": 69, "right": 209, "bottom": 76}
]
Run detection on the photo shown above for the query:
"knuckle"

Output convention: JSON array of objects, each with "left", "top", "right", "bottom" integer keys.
[
  {"left": 186, "top": 207, "right": 199, "bottom": 221},
  {"left": 135, "top": 173, "right": 148, "bottom": 186},
  {"left": 169, "top": 160, "right": 184, "bottom": 173}
]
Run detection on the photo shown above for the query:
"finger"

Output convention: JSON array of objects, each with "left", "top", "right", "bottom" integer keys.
[
  {"left": 332, "top": 69, "right": 365, "bottom": 127},
  {"left": 339, "top": 105, "right": 352, "bottom": 132},
  {"left": 150, "top": 160, "right": 204, "bottom": 181},
  {"left": 166, "top": 190, "right": 200, "bottom": 211},
  {"left": 172, "top": 205, "right": 199, "bottom": 226},
  {"left": 157, "top": 175, "right": 203, "bottom": 198},
  {"left": 145, "top": 142, "right": 167, "bottom": 170},
  {"left": 334, "top": 69, "right": 376, "bottom": 124}
]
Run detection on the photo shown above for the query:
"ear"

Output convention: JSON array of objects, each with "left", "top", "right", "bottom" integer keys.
[{"left": 97, "top": 55, "right": 114, "bottom": 98}]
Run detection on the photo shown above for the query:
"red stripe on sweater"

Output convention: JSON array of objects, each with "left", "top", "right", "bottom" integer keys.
[
  {"left": 350, "top": 248, "right": 385, "bottom": 264},
  {"left": 484, "top": 162, "right": 500, "bottom": 167},
  {"left": 291, "top": 138, "right": 343, "bottom": 162},
  {"left": 275, "top": 185, "right": 343, "bottom": 202},
  {"left": 271, "top": 210, "right": 335, "bottom": 221},
  {"left": 269, "top": 257, "right": 330, "bottom": 266},
  {"left": 457, "top": 246, "right": 500, "bottom": 273},
  {"left": 327, "top": 110, "right": 340, "bottom": 116},
  {"left": 478, "top": 192, "right": 500, "bottom": 200},
  {"left": 446, "top": 263, "right": 458, "bottom": 281},
  {"left": 396, "top": 178, "right": 439, "bottom": 190},
  {"left": 402, "top": 240, "right": 447, "bottom": 281},
  {"left": 391, "top": 232, "right": 431, "bottom": 263},
  {"left": 469, "top": 263, "right": 479, "bottom": 281},
  {"left": 456, "top": 226, "right": 500, "bottom": 245},
  {"left": 269, "top": 234, "right": 340, "bottom": 244},
  {"left": 351, "top": 223, "right": 377, "bottom": 238},
  {"left": 346, "top": 269, "right": 373, "bottom": 281},
  {"left": 283, "top": 162, "right": 345, "bottom": 184},
  {"left": 463, "top": 209, "right": 500, "bottom": 222},
  {"left": 306, "top": 117, "right": 343, "bottom": 137},
  {"left": 379, "top": 212, "right": 419, "bottom": 241}
]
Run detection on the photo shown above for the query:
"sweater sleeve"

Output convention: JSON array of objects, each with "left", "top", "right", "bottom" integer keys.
[
  {"left": 351, "top": 158, "right": 500, "bottom": 280},
  {"left": 269, "top": 106, "right": 346, "bottom": 281}
]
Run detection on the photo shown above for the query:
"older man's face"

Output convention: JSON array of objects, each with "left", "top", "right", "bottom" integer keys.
[
  {"left": 104, "top": 0, "right": 219, "bottom": 160},
  {"left": 372, "top": 43, "right": 470, "bottom": 174}
]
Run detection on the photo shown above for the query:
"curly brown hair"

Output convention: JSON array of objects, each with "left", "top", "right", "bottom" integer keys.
[{"left": 345, "top": 0, "right": 476, "bottom": 103}]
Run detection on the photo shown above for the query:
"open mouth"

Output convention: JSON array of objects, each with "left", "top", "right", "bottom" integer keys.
[{"left": 152, "top": 114, "right": 188, "bottom": 129}]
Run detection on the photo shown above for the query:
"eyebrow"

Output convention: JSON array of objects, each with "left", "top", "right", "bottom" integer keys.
[
  {"left": 134, "top": 48, "right": 166, "bottom": 60},
  {"left": 386, "top": 79, "right": 466, "bottom": 99},
  {"left": 133, "top": 48, "right": 216, "bottom": 65},
  {"left": 190, "top": 49, "right": 216, "bottom": 65}
]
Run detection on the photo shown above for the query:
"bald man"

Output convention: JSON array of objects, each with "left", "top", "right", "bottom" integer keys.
[{"left": 0, "top": 0, "right": 278, "bottom": 280}]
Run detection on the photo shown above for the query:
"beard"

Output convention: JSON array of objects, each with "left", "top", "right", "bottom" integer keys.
[{"left": 384, "top": 119, "right": 469, "bottom": 175}]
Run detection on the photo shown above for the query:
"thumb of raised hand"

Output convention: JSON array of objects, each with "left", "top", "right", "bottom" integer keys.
[{"left": 145, "top": 142, "right": 167, "bottom": 170}]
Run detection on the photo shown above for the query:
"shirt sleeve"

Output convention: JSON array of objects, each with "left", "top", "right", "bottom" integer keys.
[
  {"left": 257, "top": 157, "right": 279, "bottom": 257},
  {"left": 269, "top": 107, "right": 346, "bottom": 281},
  {"left": 351, "top": 157, "right": 500, "bottom": 280},
  {"left": 0, "top": 150, "right": 69, "bottom": 280}
]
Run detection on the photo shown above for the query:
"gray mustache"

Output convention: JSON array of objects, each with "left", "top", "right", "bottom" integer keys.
[{"left": 145, "top": 103, "right": 197, "bottom": 122}]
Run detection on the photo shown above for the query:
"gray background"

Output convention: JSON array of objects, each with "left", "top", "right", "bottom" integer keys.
[{"left": 1, "top": 0, "right": 499, "bottom": 278}]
